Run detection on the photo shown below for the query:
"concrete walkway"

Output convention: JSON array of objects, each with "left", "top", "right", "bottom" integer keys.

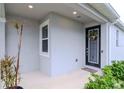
[{"left": 20, "top": 69, "right": 101, "bottom": 89}]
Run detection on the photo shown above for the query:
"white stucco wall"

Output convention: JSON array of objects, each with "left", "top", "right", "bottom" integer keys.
[
  {"left": 6, "top": 16, "right": 40, "bottom": 73},
  {"left": 0, "top": 22, "right": 5, "bottom": 89},
  {"left": 109, "top": 25, "right": 124, "bottom": 63},
  {"left": 0, "top": 3, "right": 5, "bottom": 89},
  {"left": 0, "top": 22, "right": 5, "bottom": 59},
  {"left": 40, "top": 13, "right": 85, "bottom": 76},
  {"left": 50, "top": 14, "right": 84, "bottom": 76},
  {"left": 101, "top": 23, "right": 109, "bottom": 67},
  {"left": 0, "top": 3, "right": 5, "bottom": 59},
  {"left": 0, "top": 4, "right": 5, "bottom": 19}
]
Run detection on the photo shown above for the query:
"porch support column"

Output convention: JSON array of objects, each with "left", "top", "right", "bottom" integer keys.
[
  {"left": 0, "top": 3, "right": 6, "bottom": 89},
  {"left": 101, "top": 23, "right": 110, "bottom": 68}
]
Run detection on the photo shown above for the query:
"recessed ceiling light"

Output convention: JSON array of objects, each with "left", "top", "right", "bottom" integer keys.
[
  {"left": 73, "top": 11, "right": 77, "bottom": 15},
  {"left": 28, "top": 5, "right": 34, "bottom": 9}
]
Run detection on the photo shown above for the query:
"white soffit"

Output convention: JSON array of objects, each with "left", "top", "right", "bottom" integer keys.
[
  {"left": 66, "top": 3, "right": 108, "bottom": 23},
  {"left": 89, "top": 3, "right": 120, "bottom": 22},
  {"left": 5, "top": 3, "right": 95, "bottom": 24}
]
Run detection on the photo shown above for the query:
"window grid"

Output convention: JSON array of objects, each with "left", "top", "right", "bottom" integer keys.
[{"left": 41, "top": 25, "right": 48, "bottom": 53}]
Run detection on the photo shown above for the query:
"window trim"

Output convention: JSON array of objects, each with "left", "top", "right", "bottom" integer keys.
[
  {"left": 116, "top": 30, "right": 119, "bottom": 47},
  {"left": 40, "top": 19, "right": 49, "bottom": 57}
]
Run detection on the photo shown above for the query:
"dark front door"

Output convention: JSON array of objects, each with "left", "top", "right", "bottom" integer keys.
[{"left": 86, "top": 25, "right": 101, "bottom": 68}]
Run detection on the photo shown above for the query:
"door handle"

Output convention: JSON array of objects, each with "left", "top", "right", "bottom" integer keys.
[{"left": 101, "top": 50, "right": 103, "bottom": 53}]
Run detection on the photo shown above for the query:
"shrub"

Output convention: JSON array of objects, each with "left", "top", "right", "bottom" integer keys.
[
  {"left": 102, "top": 65, "right": 112, "bottom": 75},
  {"left": 85, "top": 60, "right": 124, "bottom": 89},
  {"left": 111, "top": 61, "right": 124, "bottom": 81},
  {"left": 85, "top": 73, "right": 117, "bottom": 89}
]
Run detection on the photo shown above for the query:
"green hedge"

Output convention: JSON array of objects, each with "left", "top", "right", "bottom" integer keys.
[{"left": 85, "top": 61, "right": 124, "bottom": 89}]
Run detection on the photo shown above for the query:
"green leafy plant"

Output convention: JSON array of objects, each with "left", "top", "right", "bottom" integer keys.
[
  {"left": 85, "top": 73, "right": 117, "bottom": 89},
  {"left": 0, "top": 56, "right": 20, "bottom": 88},
  {"left": 85, "top": 60, "right": 124, "bottom": 89},
  {"left": 111, "top": 61, "right": 124, "bottom": 81}
]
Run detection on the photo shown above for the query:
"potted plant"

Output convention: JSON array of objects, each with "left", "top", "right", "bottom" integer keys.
[
  {"left": 0, "top": 56, "right": 22, "bottom": 89},
  {"left": 0, "top": 22, "right": 23, "bottom": 89}
]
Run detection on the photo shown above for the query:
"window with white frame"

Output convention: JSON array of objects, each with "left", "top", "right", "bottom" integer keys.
[
  {"left": 116, "top": 30, "right": 119, "bottom": 47},
  {"left": 40, "top": 20, "right": 49, "bottom": 56},
  {"left": 42, "top": 25, "right": 48, "bottom": 52},
  {"left": 118, "top": 29, "right": 124, "bottom": 47}
]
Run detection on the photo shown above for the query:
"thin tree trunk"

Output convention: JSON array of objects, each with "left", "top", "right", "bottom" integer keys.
[{"left": 15, "top": 25, "right": 23, "bottom": 87}]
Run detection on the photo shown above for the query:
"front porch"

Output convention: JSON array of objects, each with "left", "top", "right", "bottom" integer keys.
[
  {"left": 0, "top": 3, "right": 110, "bottom": 88},
  {"left": 4, "top": 3, "right": 108, "bottom": 74},
  {"left": 20, "top": 69, "right": 101, "bottom": 89}
]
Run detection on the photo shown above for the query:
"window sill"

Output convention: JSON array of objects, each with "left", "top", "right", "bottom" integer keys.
[{"left": 40, "top": 53, "right": 49, "bottom": 58}]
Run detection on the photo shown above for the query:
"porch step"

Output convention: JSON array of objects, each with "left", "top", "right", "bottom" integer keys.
[{"left": 81, "top": 67, "right": 97, "bottom": 73}]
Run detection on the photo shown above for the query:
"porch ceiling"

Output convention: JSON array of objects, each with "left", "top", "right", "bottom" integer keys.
[{"left": 5, "top": 3, "right": 96, "bottom": 24}]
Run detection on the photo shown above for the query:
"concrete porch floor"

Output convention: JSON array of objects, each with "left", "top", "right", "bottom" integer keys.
[{"left": 20, "top": 69, "right": 101, "bottom": 89}]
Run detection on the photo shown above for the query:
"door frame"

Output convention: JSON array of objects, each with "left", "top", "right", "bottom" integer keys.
[{"left": 85, "top": 25, "right": 101, "bottom": 68}]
